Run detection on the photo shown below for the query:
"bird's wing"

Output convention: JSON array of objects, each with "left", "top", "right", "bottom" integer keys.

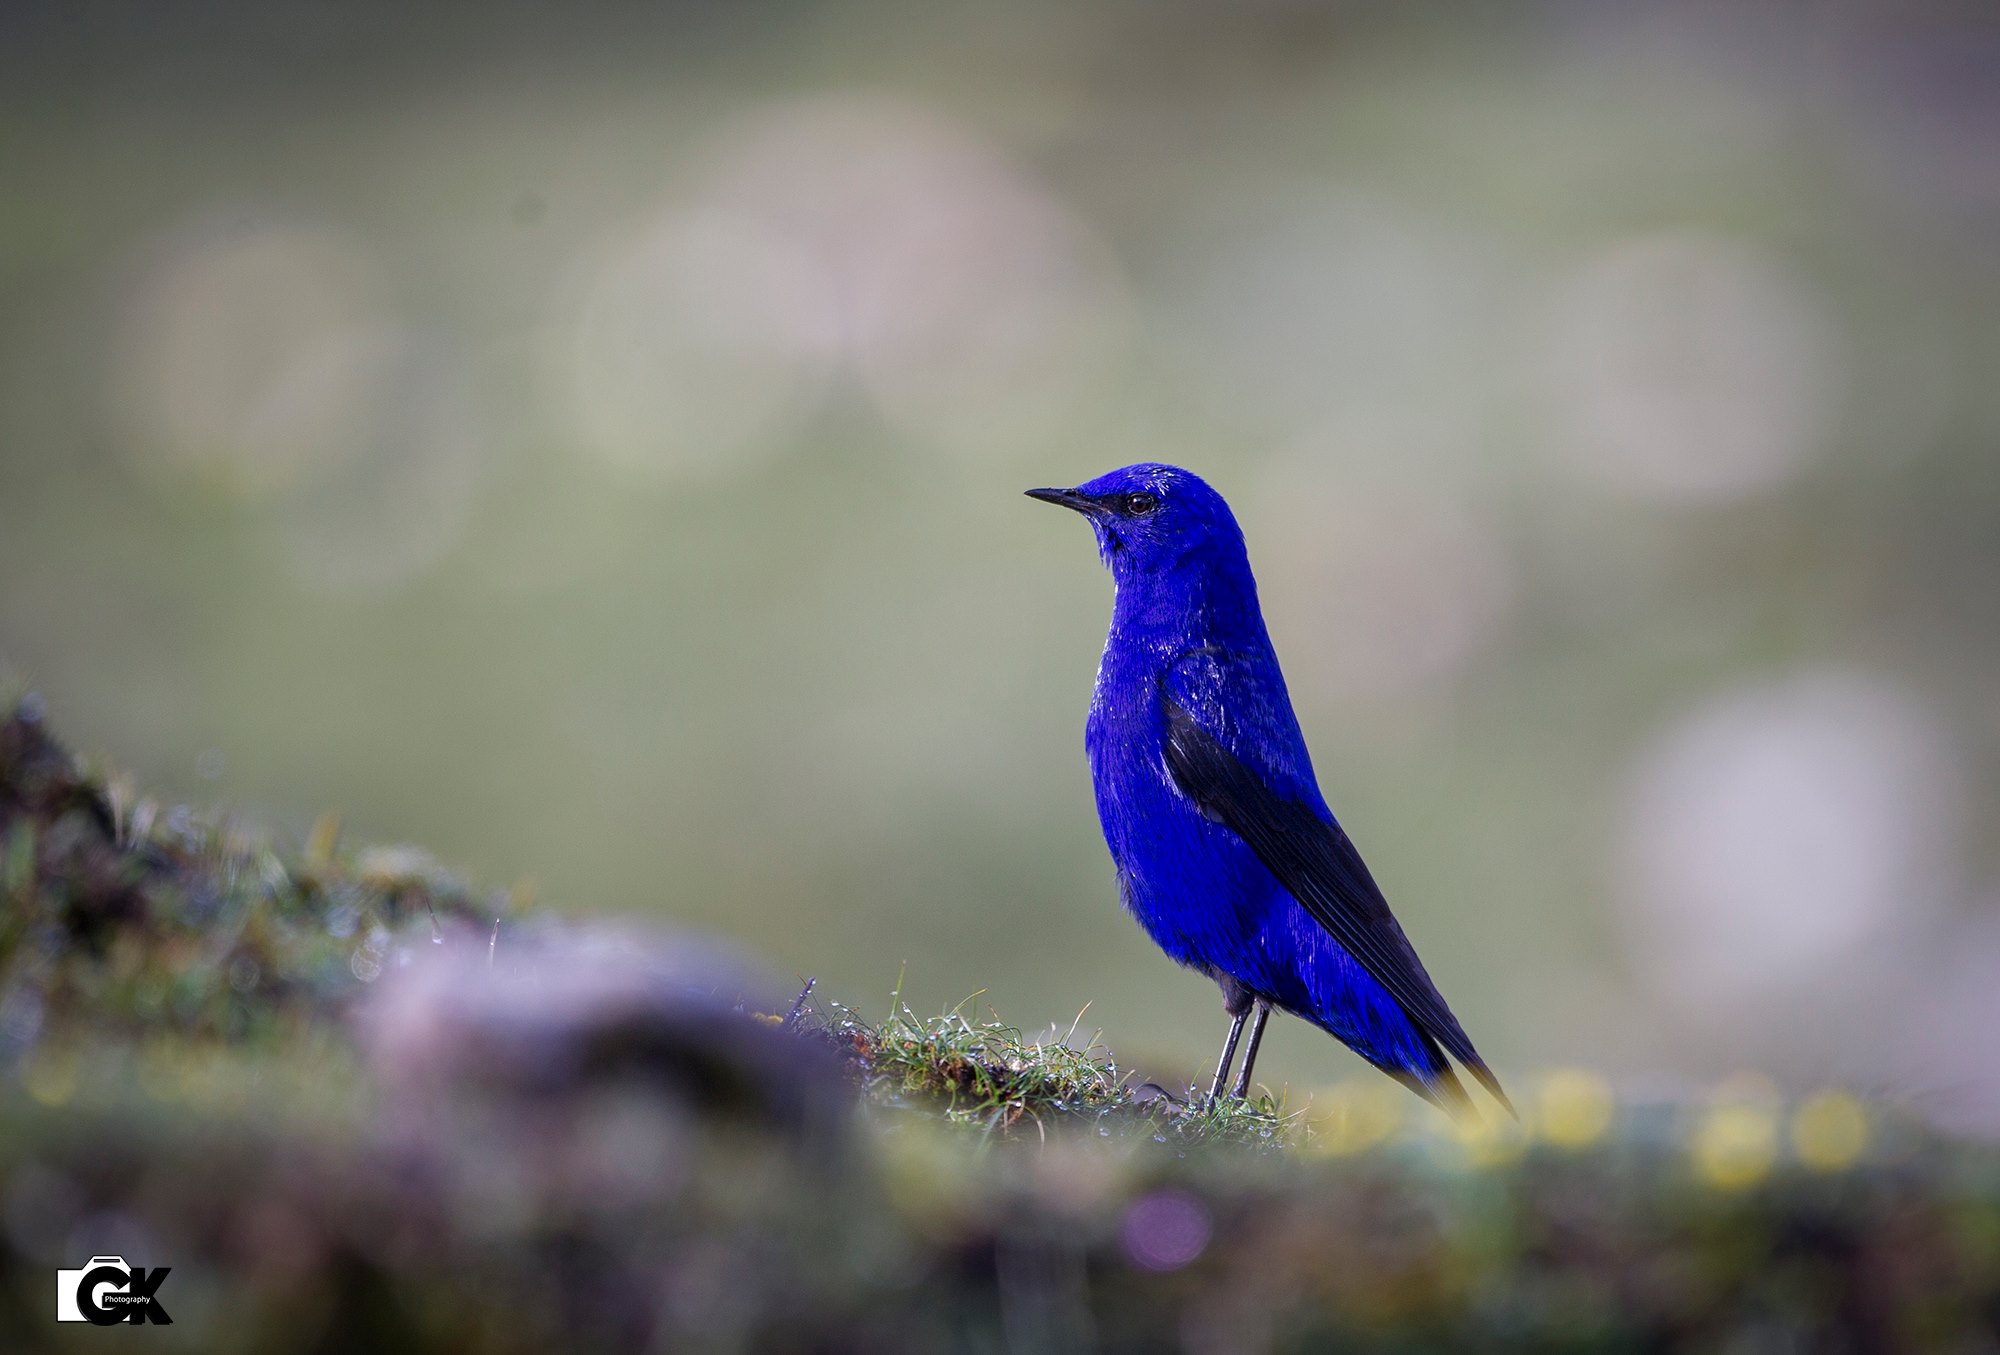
[{"left": 1160, "top": 680, "right": 1512, "bottom": 1115}]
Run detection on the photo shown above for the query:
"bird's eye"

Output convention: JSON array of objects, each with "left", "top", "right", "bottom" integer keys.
[{"left": 1123, "top": 492, "right": 1160, "bottom": 517}]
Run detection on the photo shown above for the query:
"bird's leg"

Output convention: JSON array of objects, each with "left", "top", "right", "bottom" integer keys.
[
  {"left": 1208, "top": 1008, "right": 1248, "bottom": 1103},
  {"left": 1207, "top": 978, "right": 1256, "bottom": 1102},
  {"left": 1228, "top": 1000, "right": 1272, "bottom": 1100}
]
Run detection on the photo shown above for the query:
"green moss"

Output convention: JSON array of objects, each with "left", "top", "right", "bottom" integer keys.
[
  {"left": 804, "top": 993, "right": 1296, "bottom": 1147},
  {"left": 0, "top": 695, "right": 502, "bottom": 1053}
]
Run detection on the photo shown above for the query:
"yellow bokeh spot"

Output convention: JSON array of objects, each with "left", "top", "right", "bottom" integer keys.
[
  {"left": 1305, "top": 1079, "right": 1404, "bottom": 1156},
  {"left": 304, "top": 811, "right": 342, "bottom": 870},
  {"left": 1536, "top": 1068, "right": 1615, "bottom": 1149},
  {"left": 1792, "top": 1090, "right": 1869, "bottom": 1171},
  {"left": 1692, "top": 1099, "right": 1780, "bottom": 1191},
  {"left": 1448, "top": 1108, "right": 1530, "bottom": 1169},
  {"left": 21, "top": 1048, "right": 78, "bottom": 1106}
]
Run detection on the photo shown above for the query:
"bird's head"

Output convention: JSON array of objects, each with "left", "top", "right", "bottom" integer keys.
[{"left": 1026, "top": 463, "right": 1244, "bottom": 577}]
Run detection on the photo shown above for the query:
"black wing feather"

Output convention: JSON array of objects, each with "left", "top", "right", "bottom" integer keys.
[{"left": 1162, "top": 697, "right": 1513, "bottom": 1116}]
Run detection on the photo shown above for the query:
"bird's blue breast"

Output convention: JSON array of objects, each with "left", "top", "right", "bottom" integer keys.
[{"left": 1088, "top": 643, "right": 1260, "bottom": 965}]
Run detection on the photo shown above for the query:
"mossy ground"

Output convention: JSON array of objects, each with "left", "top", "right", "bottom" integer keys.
[
  {"left": 0, "top": 686, "right": 1294, "bottom": 1153},
  {"left": 818, "top": 994, "right": 1293, "bottom": 1148},
  {"left": 4, "top": 693, "right": 1999, "bottom": 1352}
]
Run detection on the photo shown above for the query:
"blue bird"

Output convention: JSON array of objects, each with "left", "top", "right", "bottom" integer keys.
[{"left": 1027, "top": 464, "right": 1510, "bottom": 1115}]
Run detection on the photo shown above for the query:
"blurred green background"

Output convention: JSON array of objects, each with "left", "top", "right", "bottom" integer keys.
[{"left": 3, "top": 1, "right": 1996, "bottom": 1118}]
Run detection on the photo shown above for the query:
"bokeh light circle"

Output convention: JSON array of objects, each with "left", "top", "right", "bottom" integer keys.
[
  {"left": 1252, "top": 469, "right": 1515, "bottom": 708},
  {"left": 1121, "top": 1190, "right": 1212, "bottom": 1272},
  {"left": 554, "top": 94, "right": 1127, "bottom": 473},
  {"left": 112, "top": 216, "right": 389, "bottom": 493},
  {"left": 244, "top": 327, "right": 484, "bottom": 595},
  {"left": 564, "top": 206, "right": 833, "bottom": 480},
  {"left": 1618, "top": 670, "right": 1962, "bottom": 1011},
  {"left": 1547, "top": 230, "right": 1840, "bottom": 503}
]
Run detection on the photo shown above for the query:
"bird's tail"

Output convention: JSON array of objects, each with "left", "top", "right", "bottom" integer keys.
[
  {"left": 1381, "top": 1032, "right": 1512, "bottom": 1124},
  {"left": 1386, "top": 1063, "right": 1471, "bottom": 1119},
  {"left": 1465, "top": 1056, "right": 1517, "bottom": 1119}
]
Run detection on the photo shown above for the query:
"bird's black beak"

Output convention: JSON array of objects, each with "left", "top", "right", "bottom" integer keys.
[{"left": 1025, "top": 487, "right": 1108, "bottom": 518}]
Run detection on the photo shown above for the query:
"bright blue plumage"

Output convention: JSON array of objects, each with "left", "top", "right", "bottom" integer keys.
[{"left": 1028, "top": 463, "right": 1507, "bottom": 1114}]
